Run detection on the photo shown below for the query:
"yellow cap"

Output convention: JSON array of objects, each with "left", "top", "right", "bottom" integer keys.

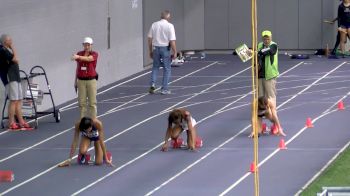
[{"left": 262, "top": 30, "right": 272, "bottom": 37}]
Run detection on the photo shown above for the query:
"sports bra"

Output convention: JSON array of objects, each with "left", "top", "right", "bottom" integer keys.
[{"left": 81, "top": 125, "right": 100, "bottom": 141}]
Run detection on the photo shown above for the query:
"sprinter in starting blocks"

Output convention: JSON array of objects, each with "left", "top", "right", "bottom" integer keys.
[
  {"left": 161, "top": 108, "right": 203, "bottom": 151},
  {"left": 58, "top": 117, "right": 114, "bottom": 167}
]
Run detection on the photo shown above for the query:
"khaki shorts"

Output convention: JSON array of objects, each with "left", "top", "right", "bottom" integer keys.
[
  {"left": 258, "top": 78, "right": 276, "bottom": 105},
  {"left": 5, "top": 81, "right": 23, "bottom": 100}
]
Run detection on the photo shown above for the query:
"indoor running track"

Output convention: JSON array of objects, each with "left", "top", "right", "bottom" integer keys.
[{"left": 1, "top": 54, "right": 350, "bottom": 196}]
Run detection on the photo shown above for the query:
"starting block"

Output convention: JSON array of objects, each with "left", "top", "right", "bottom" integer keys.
[
  {"left": 103, "top": 151, "right": 113, "bottom": 163},
  {"left": 77, "top": 154, "right": 91, "bottom": 165},
  {"left": 87, "top": 151, "right": 113, "bottom": 164},
  {"left": 0, "top": 170, "right": 14, "bottom": 182},
  {"left": 271, "top": 124, "right": 278, "bottom": 135},
  {"left": 172, "top": 137, "right": 203, "bottom": 149},
  {"left": 195, "top": 136, "right": 203, "bottom": 148},
  {"left": 171, "top": 138, "right": 184, "bottom": 148}
]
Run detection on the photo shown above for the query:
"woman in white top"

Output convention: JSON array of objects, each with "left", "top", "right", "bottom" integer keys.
[{"left": 161, "top": 108, "right": 198, "bottom": 151}]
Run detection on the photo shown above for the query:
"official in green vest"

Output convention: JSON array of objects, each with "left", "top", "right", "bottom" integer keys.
[{"left": 257, "top": 30, "right": 279, "bottom": 107}]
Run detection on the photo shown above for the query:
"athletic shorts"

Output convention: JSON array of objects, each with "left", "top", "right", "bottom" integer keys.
[
  {"left": 5, "top": 81, "right": 23, "bottom": 100},
  {"left": 258, "top": 78, "right": 276, "bottom": 105},
  {"left": 340, "top": 24, "right": 350, "bottom": 29}
]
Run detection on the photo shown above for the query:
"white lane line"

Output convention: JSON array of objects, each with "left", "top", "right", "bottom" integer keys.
[
  {"left": 0, "top": 61, "right": 233, "bottom": 195},
  {"left": 160, "top": 66, "right": 251, "bottom": 114},
  {"left": 295, "top": 135, "right": 350, "bottom": 195},
  {"left": 219, "top": 62, "right": 347, "bottom": 195},
  {"left": 145, "top": 61, "right": 346, "bottom": 195},
  {"left": 219, "top": 109, "right": 337, "bottom": 196},
  {"left": 72, "top": 103, "right": 252, "bottom": 196},
  {"left": 59, "top": 70, "right": 152, "bottom": 111},
  {"left": 145, "top": 125, "right": 252, "bottom": 196},
  {"left": 278, "top": 62, "right": 347, "bottom": 109},
  {"left": 0, "top": 62, "right": 215, "bottom": 163},
  {"left": 323, "top": 91, "right": 350, "bottom": 114},
  {"left": 105, "top": 61, "right": 219, "bottom": 114},
  {"left": 0, "top": 102, "right": 147, "bottom": 164},
  {"left": 69, "top": 66, "right": 253, "bottom": 195},
  {"left": 0, "top": 62, "right": 217, "bottom": 162},
  {"left": 143, "top": 63, "right": 304, "bottom": 195},
  {"left": 215, "top": 61, "right": 304, "bottom": 114},
  {"left": 71, "top": 61, "right": 305, "bottom": 195},
  {"left": 0, "top": 60, "right": 315, "bottom": 194},
  {"left": 0, "top": 70, "right": 152, "bottom": 135},
  {"left": 0, "top": 127, "right": 72, "bottom": 163}
]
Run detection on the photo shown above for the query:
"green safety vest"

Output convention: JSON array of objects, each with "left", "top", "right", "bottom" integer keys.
[{"left": 258, "top": 41, "right": 279, "bottom": 80}]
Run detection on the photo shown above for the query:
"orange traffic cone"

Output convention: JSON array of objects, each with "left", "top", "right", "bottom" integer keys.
[
  {"left": 338, "top": 101, "right": 345, "bottom": 110},
  {"left": 306, "top": 117, "right": 313, "bottom": 128},
  {"left": 250, "top": 162, "right": 256, "bottom": 173},
  {"left": 0, "top": 170, "right": 14, "bottom": 182},
  {"left": 279, "top": 138, "right": 287, "bottom": 150}
]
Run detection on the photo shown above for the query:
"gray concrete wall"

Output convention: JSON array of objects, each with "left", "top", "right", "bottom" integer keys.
[
  {"left": 299, "top": 0, "right": 322, "bottom": 49},
  {"left": 0, "top": 0, "right": 340, "bottom": 121},
  {"left": 184, "top": 0, "right": 205, "bottom": 50},
  {"left": 205, "top": 0, "right": 230, "bottom": 49},
  {"left": 322, "top": 0, "right": 340, "bottom": 49},
  {"left": 0, "top": 0, "right": 143, "bottom": 120},
  {"left": 207, "top": 0, "right": 338, "bottom": 50},
  {"left": 142, "top": 0, "right": 338, "bottom": 52}
]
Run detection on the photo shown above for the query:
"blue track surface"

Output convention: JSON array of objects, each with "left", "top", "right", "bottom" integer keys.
[{"left": 0, "top": 54, "right": 350, "bottom": 196}]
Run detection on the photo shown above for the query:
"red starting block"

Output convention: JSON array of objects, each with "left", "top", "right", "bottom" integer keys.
[
  {"left": 261, "top": 123, "right": 267, "bottom": 133},
  {"left": 89, "top": 151, "right": 113, "bottom": 164},
  {"left": 104, "top": 151, "right": 113, "bottom": 163},
  {"left": 171, "top": 138, "right": 184, "bottom": 148},
  {"left": 0, "top": 170, "right": 14, "bottom": 182},
  {"left": 271, "top": 124, "right": 278, "bottom": 135},
  {"left": 195, "top": 136, "right": 203, "bottom": 148},
  {"left": 77, "top": 154, "right": 91, "bottom": 165}
]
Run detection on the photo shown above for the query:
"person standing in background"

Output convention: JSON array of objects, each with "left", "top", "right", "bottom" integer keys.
[
  {"left": 71, "top": 37, "right": 98, "bottom": 119},
  {"left": 257, "top": 30, "right": 279, "bottom": 108},
  {"left": 0, "top": 34, "right": 31, "bottom": 129},
  {"left": 338, "top": 0, "right": 350, "bottom": 55},
  {"left": 148, "top": 10, "right": 177, "bottom": 95}
]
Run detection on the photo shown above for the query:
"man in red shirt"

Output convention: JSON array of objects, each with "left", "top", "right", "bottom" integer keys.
[{"left": 71, "top": 37, "right": 98, "bottom": 119}]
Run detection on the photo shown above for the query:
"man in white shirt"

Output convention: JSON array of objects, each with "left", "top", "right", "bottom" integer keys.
[{"left": 148, "top": 10, "right": 177, "bottom": 95}]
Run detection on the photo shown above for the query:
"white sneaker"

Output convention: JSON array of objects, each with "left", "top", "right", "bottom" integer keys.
[{"left": 161, "top": 90, "right": 171, "bottom": 95}]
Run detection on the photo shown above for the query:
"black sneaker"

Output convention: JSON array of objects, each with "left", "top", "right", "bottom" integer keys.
[{"left": 149, "top": 86, "right": 155, "bottom": 94}]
